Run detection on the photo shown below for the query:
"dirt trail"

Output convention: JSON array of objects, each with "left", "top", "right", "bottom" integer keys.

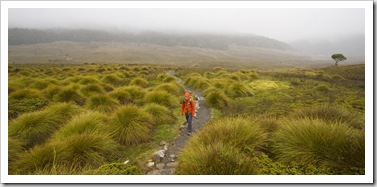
[{"left": 147, "top": 70, "right": 211, "bottom": 175}]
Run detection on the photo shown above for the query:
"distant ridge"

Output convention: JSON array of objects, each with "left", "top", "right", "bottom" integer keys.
[{"left": 8, "top": 28, "right": 292, "bottom": 51}]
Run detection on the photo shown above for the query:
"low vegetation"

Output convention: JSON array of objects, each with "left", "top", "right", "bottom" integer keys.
[{"left": 8, "top": 62, "right": 364, "bottom": 175}]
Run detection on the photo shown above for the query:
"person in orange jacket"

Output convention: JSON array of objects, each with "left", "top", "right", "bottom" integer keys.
[{"left": 181, "top": 92, "right": 195, "bottom": 135}]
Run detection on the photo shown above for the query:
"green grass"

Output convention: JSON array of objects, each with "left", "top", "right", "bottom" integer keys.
[
  {"left": 153, "top": 82, "right": 185, "bottom": 97},
  {"left": 53, "top": 111, "right": 108, "bottom": 140},
  {"left": 204, "top": 89, "right": 230, "bottom": 110},
  {"left": 293, "top": 105, "right": 364, "bottom": 130},
  {"left": 109, "top": 105, "right": 154, "bottom": 147},
  {"left": 144, "top": 90, "right": 178, "bottom": 108},
  {"left": 130, "top": 77, "right": 149, "bottom": 88},
  {"left": 80, "top": 84, "right": 105, "bottom": 96},
  {"left": 9, "top": 88, "right": 43, "bottom": 100},
  {"left": 176, "top": 117, "right": 267, "bottom": 174},
  {"left": 225, "top": 82, "right": 253, "bottom": 98},
  {"left": 85, "top": 94, "right": 119, "bottom": 113},
  {"left": 9, "top": 103, "right": 82, "bottom": 148},
  {"left": 109, "top": 87, "right": 133, "bottom": 105},
  {"left": 271, "top": 118, "right": 364, "bottom": 174},
  {"left": 54, "top": 87, "right": 86, "bottom": 105},
  {"left": 143, "top": 103, "right": 176, "bottom": 126},
  {"left": 13, "top": 132, "right": 118, "bottom": 174}
]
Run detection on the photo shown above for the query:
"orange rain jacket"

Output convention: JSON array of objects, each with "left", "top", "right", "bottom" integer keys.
[{"left": 181, "top": 93, "right": 195, "bottom": 115}]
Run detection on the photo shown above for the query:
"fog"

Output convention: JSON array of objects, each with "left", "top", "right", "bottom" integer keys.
[{"left": 9, "top": 8, "right": 364, "bottom": 43}]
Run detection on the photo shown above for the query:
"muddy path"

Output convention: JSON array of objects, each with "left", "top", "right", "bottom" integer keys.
[{"left": 147, "top": 70, "right": 211, "bottom": 175}]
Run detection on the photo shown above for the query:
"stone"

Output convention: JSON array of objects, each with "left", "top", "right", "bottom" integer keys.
[
  {"left": 169, "top": 154, "right": 176, "bottom": 159},
  {"left": 156, "top": 150, "right": 165, "bottom": 158},
  {"left": 159, "top": 140, "right": 167, "bottom": 146},
  {"left": 164, "top": 144, "right": 169, "bottom": 151},
  {"left": 123, "top": 160, "right": 129, "bottom": 165},
  {"left": 147, "top": 162, "right": 155, "bottom": 167},
  {"left": 166, "top": 162, "right": 178, "bottom": 167},
  {"left": 148, "top": 170, "right": 161, "bottom": 175},
  {"left": 156, "top": 163, "right": 165, "bottom": 170}
]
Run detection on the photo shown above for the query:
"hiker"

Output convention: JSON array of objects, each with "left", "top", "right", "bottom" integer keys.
[{"left": 181, "top": 92, "right": 195, "bottom": 136}]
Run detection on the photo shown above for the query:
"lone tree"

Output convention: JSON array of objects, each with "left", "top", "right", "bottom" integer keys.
[{"left": 331, "top": 54, "right": 347, "bottom": 67}]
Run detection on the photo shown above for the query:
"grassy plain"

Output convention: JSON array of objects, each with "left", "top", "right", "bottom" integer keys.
[{"left": 8, "top": 41, "right": 365, "bottom": 175}]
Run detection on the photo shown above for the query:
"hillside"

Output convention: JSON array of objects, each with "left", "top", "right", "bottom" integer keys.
[
  {"left": 9, "top": 41, "right": 345, "bottom": 70},
  {"left": 8, "top": 28, "right": 292, "bottom": 51}
]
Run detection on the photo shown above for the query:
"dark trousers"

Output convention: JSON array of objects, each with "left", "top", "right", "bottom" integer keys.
[{"left": 185, "top": 113, "right": 192, "bottom": 133}]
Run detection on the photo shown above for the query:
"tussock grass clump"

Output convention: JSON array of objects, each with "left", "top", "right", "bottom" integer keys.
[
  {"left": 54, "top": 87, "right": 86, "bottom": 105},
  {"left": 9, "top": 103, "right": 82, "bottom": 148},
  {"left": 123, "top": 86, "right": 146, "bottom": 101},
  {"left": 84, "top": 163, "right": 142, "bottom": 175},
  {"left": 8, "top": 98, "right": 49, "bottom": 120},
  {"left": 9, "top": 88, "right": 43, "bottom": 100},
  {"left": 109, "top": 88, "right": 133, "bottom": 105},
  {"left": 29, "top": 79, "right": 51, "bottom": 90},
  {"left": 153, "top": 82, "right": 184, "bottom": 96},
  {"left": 86, "top": 94, "right": 119, "bottom": 113},
  {"left": 176, "top": 142, "right": 256, "bottom": 175},
  {"left": 53, "top": 111, "right": 108, "bottom": 140},
  {"left": 110, "top": 105, "right": 153, "bottom": 146},
  {"left": 14, "top": 133, "right": 118, "bottom": 174},
  {"left": 271, "top": 118, "right": 364, "bottom": 174},
  {"left": 80, "top": 84, "right": 105, "bottom": 96},
  {"left": 176, "top": 117, "right": 266, "bottom": 174},
  {"left": 143, "top": 103, "right": 176, "bottom": 126},
  {"left": 144, "top": 90, "right": 178, "bottom": 108},
  {"left": 162, "top": 76, "right": 175, "bottom": 83},
  {"left": 225, "top": 82, "right": 253, "bottom": 98},
  {"left": 79, "top": 76, "right": 99, "bottom": 85},
  {"left": 205, "top": 89, "right": 230, "bottom": 110},
  {"left": 101, "top": 74, "right": 123, "bottom": 86},
  {"left": 57, "top": 133, "right": 118, "bottom": 169},
  {"left": 43, "top": 85, "right": 63, "bottom": 99},
  {"left": 8, "top": 137, "right": 25, "bottom": 162},
  {"left": 130, "top": 77, "right": 149, "bottom": 88},
  {"left": 294, "top": 105, "right": 364, "bottom": 129}
]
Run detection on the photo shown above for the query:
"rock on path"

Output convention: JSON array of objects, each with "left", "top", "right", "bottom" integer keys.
[{"left": 147, "top": 70, "right": 211, "bottom": 175}]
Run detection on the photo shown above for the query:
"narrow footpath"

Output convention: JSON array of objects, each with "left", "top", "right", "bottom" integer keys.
[{"left": 147, "top": 70, "right": 211, "bottom": 175}]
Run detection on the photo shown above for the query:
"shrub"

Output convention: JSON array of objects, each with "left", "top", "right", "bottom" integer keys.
[
  {"left": 109, "top": 105, "right": 153, "bottom": 146},
  {"left": 225, "top": 82, "right": 253, "bottom": 98},
  {"left": 130, "top": 77, "right": 149, "bottom": 88},
  {"left": 144, "top": 91, "right": 178, "bottom": 108},
  {"left": 85, "top": 94, "right": 119, "bottom": 113},
  {"left": 271, "top": 118, "right": 364, "bottom": 174},
  {"left": 54, "top": 87, "right": 86, "bottom": 105},
  {"left": 9, "top": 88, "right": 43, "bottom": 100},
  {"left": 143, "top": 103, "right": 176, "bottom": 126},
  {"left": 293, "top": 105, "right": 364, "bottom": 129},
  {"left": 205, "top": 89, "right": 230, "bottom": 110},
  {"left": 153, "top": 82, "right": 184, "bottom": 97},
  {"left": 85, "top": 163, "right": 142, "bottom": 175},
  {"left": 9, "top": 103, "right": 82, "bottom": 148}
]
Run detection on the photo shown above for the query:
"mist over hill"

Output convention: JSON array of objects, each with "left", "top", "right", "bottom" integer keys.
[
  {"left": 290, "top": 34, "right": 365, "bottom": 59},
  {"left": 8, "top": 28, "right": 292, "bottom": 51}
]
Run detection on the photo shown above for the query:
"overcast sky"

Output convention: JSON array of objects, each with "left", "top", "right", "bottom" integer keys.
[{"left": 8, "top": 8, "right": 364, "bottom": 42}]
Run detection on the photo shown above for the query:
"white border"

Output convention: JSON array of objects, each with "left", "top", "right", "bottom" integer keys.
[{"left": 1, "top": 0, "right": 373, "bottom": 184}]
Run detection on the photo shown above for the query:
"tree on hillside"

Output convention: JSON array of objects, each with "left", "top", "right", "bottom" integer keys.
[{"left": 331, "top": 54, "right": 347, "bottom": 67}]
